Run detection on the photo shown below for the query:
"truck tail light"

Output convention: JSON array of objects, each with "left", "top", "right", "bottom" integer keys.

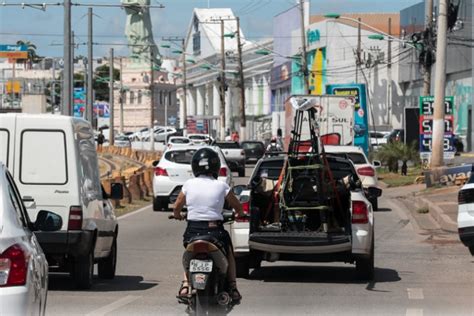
[
  {"left": 154, "top": 167, "right": 168, "bottom": 177},
  {"left": 0, "top": 244, "right": 28, "bottom": 287},
  {"left": 352, "top": 201, "right": 369, "bottom": 224},
  {"left": 219, "top": 167, "right": 227, "bottom": 177},
  {"left": 236, "top": 201, "right": 250, "bottom": 223},
  {"left": 68, "top": 206, "right": 83, "bottom": 230},
  {"left": 357, "top": 166, "right": 375, "bottom": 177}
]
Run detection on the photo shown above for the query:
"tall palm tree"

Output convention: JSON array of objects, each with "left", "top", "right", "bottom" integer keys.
[{"left": 16, "top": 40, "right": 42, "bottom": 69}]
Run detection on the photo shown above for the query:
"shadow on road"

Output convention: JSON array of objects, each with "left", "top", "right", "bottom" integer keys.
[
  {"left": 48, "top": 274, "right": 158, "bottom": 292},
  {"left": 248, "top": 265, "right": 401, "bottom": 286}
]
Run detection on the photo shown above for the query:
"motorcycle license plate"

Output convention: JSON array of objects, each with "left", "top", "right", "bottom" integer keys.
[{"left": 189, "top": 259, "right": 213, "bottom": 272}]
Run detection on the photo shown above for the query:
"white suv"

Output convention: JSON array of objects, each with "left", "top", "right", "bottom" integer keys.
[
  {"left": 152, "top": 145, "right": 233, "bottom": 211},
  {"left": 457, "top": 175, "right": 474, "bottom": 255},
  {"left": 324, "top": 145, "right": 382, "bottom": 211}
]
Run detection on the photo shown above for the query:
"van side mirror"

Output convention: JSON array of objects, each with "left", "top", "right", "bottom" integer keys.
[
  {"left": 110, "top": 183, "right": 124, "bottom": 200},
  {"left": 35, "top": 210, "right": 62, "bottom": 232},
  {"left": 372, "top": 160, "right": 382, "bottom": 168}
]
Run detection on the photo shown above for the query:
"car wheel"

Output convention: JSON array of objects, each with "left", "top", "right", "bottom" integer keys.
[
  {"left": 238, "top": 168, "right": 245, "bottom": 177},
  {"left": 153, "top": 196, "right": 168, "bottom": 211},
  {"left": 469, "top": 246, "right": 474, "bottom": 256},
  {"left": 356, "top": 233, "right": 374, "bottom": 281},
  {"left": 369, "top": 197, "right": 378, "bottom": 212},
  {"left": 98, "top": 237, "right": 117, "bottom": 279},
  {"left": 73, "top": 251, "right": 94, "bottom": 289},
  {"left": 235, "top": 256, "right": 250, "bottom": 278}
]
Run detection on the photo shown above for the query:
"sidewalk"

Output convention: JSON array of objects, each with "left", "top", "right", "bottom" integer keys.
[{"left": 413, "top": 186, "right": 459, "bottom": 233}]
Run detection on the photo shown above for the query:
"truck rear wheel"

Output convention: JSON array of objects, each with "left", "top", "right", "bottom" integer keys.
[{"left": 98, "top": 237, "right": 117, "bottom": 279}]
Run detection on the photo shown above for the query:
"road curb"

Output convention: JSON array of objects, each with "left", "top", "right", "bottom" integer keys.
[{"left": 416, "top": 197, "right": 458, "bottom": 233}]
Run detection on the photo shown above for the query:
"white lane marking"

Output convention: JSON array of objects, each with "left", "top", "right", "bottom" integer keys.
[
  {"left": 85, "top": 295, "right": 139, "bottom": 316},
  {"left": 406, "top": 308, "right": 423, "bottom": 316},
  {"left": 118, "top": 204, "right": 152, "bottom": 220},
  {"left": 407, "top": 288, "right": 424, "bottom": 300}
]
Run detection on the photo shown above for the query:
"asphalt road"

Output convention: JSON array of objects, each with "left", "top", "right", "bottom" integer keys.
[{"left": 47, "top": 164, "right": 474, "bottom": 316}]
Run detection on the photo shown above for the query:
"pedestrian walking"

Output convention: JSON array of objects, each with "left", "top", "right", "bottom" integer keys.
[{"left": 97, "top": 130, "right": 105, "bottom": 152}]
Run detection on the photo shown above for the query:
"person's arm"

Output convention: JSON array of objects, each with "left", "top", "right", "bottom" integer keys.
[
  {"left": 173, "top": 192, "right": 186, "bottom": 220},
  {"left": 225, "top": 191, "right": 245, "bottom": 217}
]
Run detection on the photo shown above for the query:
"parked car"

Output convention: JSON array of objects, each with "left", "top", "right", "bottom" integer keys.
[
  {"left": 233, "top": 155, "right": 375, "bottom": 280},
  {"left": 143, "top": 127, "right": 177, "bottom": 142},
  {"left": 324, "top": 145, "right": 382, "bottom": 211},
  {"left": 152, "top": 145, "right": 233, "bottom": 211},
  {"left": 0, "top": 113, "right": 123, "bottom": 289},
  {"left": 215, "top": 141, "right": 246, "bottom": 177},
  {"left": 369, "top": 131, "right": 389, "bottom": 150},
  {"left": 166, "top": 136, "right": 193, "bottom": 150},
  {"left": 115, "top": 135, "right": 132, "bottom": 147},
  {"left": 241, "top": 141, "right": 265, "bottom": 163},
  {"left": 187, "top": 133, "right": 213, "bottom": 145},
  {"left": 0, "top": 162, "right": 62, "bottom": 315},
  {"left": 457, "top": 171, "right": 474, "bottom": 255}
]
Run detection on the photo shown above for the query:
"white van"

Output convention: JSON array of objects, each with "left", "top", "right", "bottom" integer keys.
[{"left": 0, "top": 113, "right": 122, "bottom": 289}]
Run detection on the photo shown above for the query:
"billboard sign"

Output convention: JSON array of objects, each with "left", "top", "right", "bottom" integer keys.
[
  {"left": 73, "top": 88, "right": 85, "bottom": 118},
  {"left": 326, "top": 84, "right": 369, "bottom": 155},
  {"left": 419, "top": 96, "right": 455, "bottom": 161},
  {"left": 0, "top": 44, "right": 28, "bottom": 59}
]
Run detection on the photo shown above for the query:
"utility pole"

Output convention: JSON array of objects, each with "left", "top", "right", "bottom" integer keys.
[
  {"left": 423, "top": 0, "right": 434, "bottom": 96},
  {"left": 119, "top": 57, "right": 124, "bottom": 134},
  {"left": 219, "top": 19, "right": 226, "bottom": 140},
  {"left": 181, "top": 39, "right": 188, "bottom": 136},
  {"left": 149, "top": 49, "right": 155, "bottom": 151},
  {"left": 109, "top": 48, "right": 115, "bottom": 146},
  {"left": 162, "top": 36, "right": 187, "bottom": 135},
  {"left": 87, "top": 7, "right": 94, "bottom": 126},
  {"left": 299, "top": 0, "right": 309, "bottom": 93},
  {"left": 70, "top": 30, "right": 75, "bottom": 114},
  {"left": 431, "top": 0, "right": 448, "bottom": 167},
  {"left": 236, "top": 17, "right": 246, "bottom": 141},
  {"left": 63, "top": 0, "right": 72, "bottom": 115},
  {"left": 52, "top": 59, "right": 56, "bottom": 112},
  {"left": 386, "top": 17, "right": 392, "bottom": 126},
  {"left": 356, "top": 17, "right": 361, "bottom": 84}
]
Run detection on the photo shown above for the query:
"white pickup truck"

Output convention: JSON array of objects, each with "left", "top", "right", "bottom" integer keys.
[{"left": 215, "top": 141, "right": 246, "bottom": 177}]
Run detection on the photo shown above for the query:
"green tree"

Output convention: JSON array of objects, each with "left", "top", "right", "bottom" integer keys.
[
  {"left": 93, "top": 65, "right": 120, "bottom": 101},
  {"left": 376, "top": 142, "right": 420, "bottom": 175}
]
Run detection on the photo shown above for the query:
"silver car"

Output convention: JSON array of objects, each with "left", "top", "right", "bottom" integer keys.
[{"left": 0, "top": 162, "right": 62, "bottom": 315}]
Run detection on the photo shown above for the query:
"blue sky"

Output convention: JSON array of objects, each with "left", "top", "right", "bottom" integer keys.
[{"left": 0, "top": 0, "right": 422, "bottom": 58}]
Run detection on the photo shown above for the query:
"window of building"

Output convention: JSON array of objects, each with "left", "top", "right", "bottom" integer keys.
[
  {"left": 130, "top": 91, "right": 135, "bottom": 104},
  {"left": 137, "top": 90, "right": 142, "bottom": 104}
]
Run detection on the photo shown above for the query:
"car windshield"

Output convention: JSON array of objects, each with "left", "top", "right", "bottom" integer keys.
[
  {"left": 216, "top": 142, "right": 241, "bottom": 149},
  {"left": 189, "top": 135, "right": 207, "bottom": 140},
  {"left": 255, "top": 159, "right": 285, "bottom": 180},
  {"left": 370, "top": 132, "right": 386, "bottom": 138},
  {"left": 165, "top": 149, "right": 197, "bottom": 164},
  {"left": 242, "top": 142, "right": 264, "bottom": 150},
  {"left": 326, "top": 152, "right": 367, "bottom": 164}
]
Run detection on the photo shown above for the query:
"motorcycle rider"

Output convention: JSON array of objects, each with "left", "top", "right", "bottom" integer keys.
[
  {"left": 266, "top": 136, "right": 282, "bottom": 154},
  {"left": 173, "top": 147, "right": 245, "bottom": 302}
]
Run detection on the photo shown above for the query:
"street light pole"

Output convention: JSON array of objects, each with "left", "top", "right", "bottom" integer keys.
[
  {"left": 431, "top": 0, "right": 449, "bottom": 167},
  {"left": 87, "top": 7, "right": 94, "bottom": 126},
  {"left": 149, "top": 49, "right": 155, "bottom": 151},
  {"left": 299, "top": 0, "right": 309, "bottom": 93},
  {"left": 63, "top": 0, "right": 72, "bottom": 115},
  {"left": 423, "top": 0, "right": 434, "bottom": 96},
  {"left": 109, "top": 48, "right": 115, "bottom": 146},
  {"left": 181, "top": 39, "right": 188, "bottom": 136},
  {"left": 219, "top": 20, "right": 226, "bottom": 140}
]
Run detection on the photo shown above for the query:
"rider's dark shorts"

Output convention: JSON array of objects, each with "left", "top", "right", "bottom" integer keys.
[{"left": 183, "top": 221, "right": 233, "bottom": 252}]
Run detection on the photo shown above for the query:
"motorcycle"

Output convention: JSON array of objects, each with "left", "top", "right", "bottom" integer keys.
[{"left": 169, "top": 211, "right": 237, "bottom": 315}]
